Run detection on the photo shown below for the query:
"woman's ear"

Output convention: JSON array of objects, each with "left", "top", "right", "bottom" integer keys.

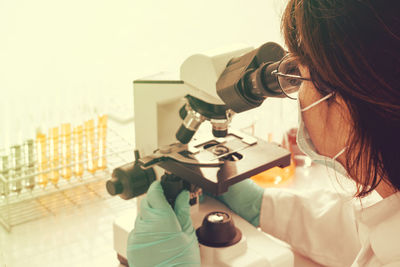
[{"left": 334, "top": 93, "right": 347, "bottom": 110}]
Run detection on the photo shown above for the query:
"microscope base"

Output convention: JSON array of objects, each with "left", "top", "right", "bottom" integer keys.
[{"left": 113, "top": 196, "right": 294, "bottom": 267}]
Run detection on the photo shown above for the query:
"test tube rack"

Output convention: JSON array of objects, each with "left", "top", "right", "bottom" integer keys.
[{"left": 0, "top": 127, "right": 134, "bottom": 232}]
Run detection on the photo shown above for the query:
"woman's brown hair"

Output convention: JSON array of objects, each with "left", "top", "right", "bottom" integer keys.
[{"left": 282, "top": 0, "right": 400, "bottom": 197}]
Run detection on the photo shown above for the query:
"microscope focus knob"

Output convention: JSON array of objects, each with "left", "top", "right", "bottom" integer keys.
[
  {"left": 106, "top": 179, "right": 124, "bottom": 196},
  {"left": 106, "top": 150, "right": 156, "bottom": 200},
  {"left": 196, "top": 211, "right": 242, "bottom": 247},
  {"left": 160, "top": 173, "right": 184, "bottom": 207}
]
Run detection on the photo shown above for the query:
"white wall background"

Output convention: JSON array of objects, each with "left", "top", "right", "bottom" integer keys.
[{"left": 0, "top": 0, "right": 293, "bottom": 145}]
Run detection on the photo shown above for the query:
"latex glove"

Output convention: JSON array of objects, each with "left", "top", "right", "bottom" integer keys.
[
  {"left": 127, "top": 181, "right": 200, "bottom": 267},
  {"left": 217, "top": 179, "right": 264, "bottom": 227}
]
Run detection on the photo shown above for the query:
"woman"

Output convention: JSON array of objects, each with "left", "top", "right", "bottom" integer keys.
[{"left": 127, "top": 0, "right": 400, "bottom": 266}]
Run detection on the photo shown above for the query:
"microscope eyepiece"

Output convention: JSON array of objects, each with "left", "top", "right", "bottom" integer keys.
[
  {"left": 216, "top": 42, "right": 286, "bottom": 113},
  {"left": 243, "top": 61, "right": 282, "bottom": 101}
]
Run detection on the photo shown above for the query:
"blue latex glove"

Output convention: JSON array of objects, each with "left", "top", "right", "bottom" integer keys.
[
  {"left": 217, "top": 179, "right": 264, "bottom": 227},
  {"left": 127, "top": 181, "right": 200, "bottom": 267}
]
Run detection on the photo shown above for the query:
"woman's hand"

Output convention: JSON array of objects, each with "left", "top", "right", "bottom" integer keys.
[
  {"left": 217, "top": 179, "right": 264, "bottom": 227},
  {"left": 127, "top": 181, "right": 200, "bottom": 267}
]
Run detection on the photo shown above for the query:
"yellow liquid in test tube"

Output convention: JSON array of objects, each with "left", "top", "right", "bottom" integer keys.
[
  {"left": 36, "top": 133, "right": 48, "bottom": 188},
  {"left": 84, "top": 119, "right": 97, "bottom": 173},
  {"left": 48, "top": 127, "right": 60, "bottom": 185},
  {"left": 97, "top": 114, "right": 107, "bottom": 170},
  {"left": 73, "top": 125, "right": 84, "bottom": 177},
  {"left": 61, "top": 123, "right": 72, "bottom": 179}
]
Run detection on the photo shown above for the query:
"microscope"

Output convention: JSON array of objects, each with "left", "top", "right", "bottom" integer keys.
[{"left": 107, "top": 42, "right": 297, "bottom": 266}]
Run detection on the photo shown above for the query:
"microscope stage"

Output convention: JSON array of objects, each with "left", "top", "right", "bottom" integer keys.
[{"left": 157, "top": 132, "right": 291, "bottom": 195}]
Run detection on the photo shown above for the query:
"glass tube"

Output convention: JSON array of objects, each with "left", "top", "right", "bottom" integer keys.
[
  {"left": 61, "top": 123, "right": 72, "bottom": 180},
  {"left": 36, "top": 132, "right": 48, "bottom": 188},
  {"left": 48, "top": 126, "right": 60, "bottom": 186},
  {"left": 73, "top": 124, "right": 84, "bottom": 178},
  {"left": 84, "top": 119, "right": 97, "bottom": 174},
  {"left": 9, "top": 145, "right": 23, "bottom": 193},
  {"left": 23, "top": 139, "right": 35, "bottom": 190},
  {"left": 0, "top": 154, "right": 10, "bottom": 196},
  {"left": 97, "top": 114, "right": 108, "bottom": 170}
]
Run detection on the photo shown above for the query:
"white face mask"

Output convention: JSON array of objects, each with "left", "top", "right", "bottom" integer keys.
[{"left": 296, "top": 92, "right": 348, "bottom": 176}]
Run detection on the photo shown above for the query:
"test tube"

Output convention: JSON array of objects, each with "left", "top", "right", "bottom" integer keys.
[
  {"left": 73, "top": 124, "right": 84, "bottom": 178},
  {"left": 9, "top": 144, "right": 23, "bottom": 193},
  {"left": 23, "top": 139, "right": 36, "bottom": 190},
  {"left": 61, "top": 123, "right": 72, "bottom": 179},
  {"left": 82, "top": 92, "right": 98, "bottom": 174},
  {"left": 0, "top": 154, "right": 10, "bottom": 197},
  {"left": 36, "top": 130, "right": 48, "bottom": 188},
  {"left": 97, "top": 113, "right": 108, "bottom": 170},
  {"left": 23, "top": 115, "right": 36, "bottom": 190},
  {"left": 10, "top": 114, "right": 23, "bottom": 193},
  {"left": 84, "top": 118, "right": 97, "bottom": 174},
  {"left": 48, "top": 125, "right": 60, "bottom": 186}
]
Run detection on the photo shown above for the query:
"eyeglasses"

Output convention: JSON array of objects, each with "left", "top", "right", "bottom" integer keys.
[{"left": 271, "top": 54, "right": 310, "bottom": 100}]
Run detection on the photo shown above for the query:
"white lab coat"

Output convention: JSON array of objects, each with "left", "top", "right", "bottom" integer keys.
[{"left": 259, "top": 188, "right": 400, "bottom": 266}]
